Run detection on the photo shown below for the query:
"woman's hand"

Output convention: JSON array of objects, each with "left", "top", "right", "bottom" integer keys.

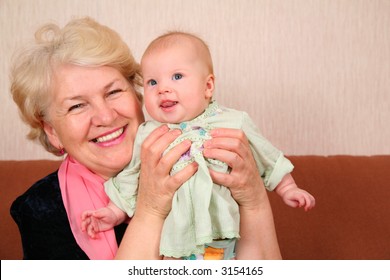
[
  {"left": 203, "top": 128, "right": 265, "bottom": 209},
  {"left": 203, "top": 128, "right": 282, "bottom": 259},
  {"left": 136, "top": 125, "right": 198, "bottom": 219},
  {"left": 115, "top": 125, "right": 197, "bottom": 259}
]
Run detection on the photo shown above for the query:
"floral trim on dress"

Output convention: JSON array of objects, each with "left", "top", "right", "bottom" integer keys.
[{"left": 166, "top": 101, "right": 227, "bottom": 175}]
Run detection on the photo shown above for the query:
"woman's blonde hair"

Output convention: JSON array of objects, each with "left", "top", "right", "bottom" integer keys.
[{"left": 10, "top": 17, "right": 142, "bottom": 156}]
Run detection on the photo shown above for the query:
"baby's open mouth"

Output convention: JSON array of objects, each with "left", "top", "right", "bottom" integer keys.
[{"left": 160, "top": 101, "right": 178, "bottom": 108}]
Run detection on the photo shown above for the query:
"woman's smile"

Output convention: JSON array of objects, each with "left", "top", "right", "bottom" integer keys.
[{"left": 91, "top": 126, "right": 126, "bottom": 143}]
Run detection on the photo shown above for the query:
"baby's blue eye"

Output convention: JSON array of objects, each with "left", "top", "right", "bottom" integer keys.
[
  {"left": 172, "top": 73, "right": 182, "bottom": 80},
  {"left": 148, "top": 79, "right": 157, "bottom": 86}
]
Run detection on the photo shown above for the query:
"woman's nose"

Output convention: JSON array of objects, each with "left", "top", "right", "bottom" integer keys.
[{"left": 91, "top": 102, "right": 117, "bottom": 126}]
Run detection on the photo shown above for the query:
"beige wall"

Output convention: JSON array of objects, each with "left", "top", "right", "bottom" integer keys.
[{"left": 1, "top": 0, "right": 389, "bottom": 160}]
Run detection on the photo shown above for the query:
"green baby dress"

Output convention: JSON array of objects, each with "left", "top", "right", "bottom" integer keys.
[{"left": 104, "top": 101, "right": 294, "bottom": 258}]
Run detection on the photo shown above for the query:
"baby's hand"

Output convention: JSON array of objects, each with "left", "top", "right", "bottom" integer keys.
[
  {"left": 281, "top": 188, "right": 315, "bottom": 211},
  {"left": 81, "top": 207, "right": 118, "bottom": 239}
]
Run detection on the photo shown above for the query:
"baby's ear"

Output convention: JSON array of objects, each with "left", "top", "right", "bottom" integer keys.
[{"left": 205, "top": 74, "right": 215, "bottom": 99}]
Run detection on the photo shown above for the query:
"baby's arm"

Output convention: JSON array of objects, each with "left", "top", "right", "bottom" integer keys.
[
  {"left": 275, "top": 174, "right": 315, "bottom": 211},
  {"left": 81, "top": 201, "right": 128, "bottom": 239}
]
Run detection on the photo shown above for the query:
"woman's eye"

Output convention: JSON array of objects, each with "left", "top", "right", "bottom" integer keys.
[
  {"left": 108, "top": 89, "right": 122, "bottom": 96},
  {"left": 68, "top": 103, "right": 84, "bottom": 112},
  {"left": 172, "top": 73, "right": 182, "bottom": 80},
  {"left": 147, "top": 79, "right": 157, "bottom": 86}
]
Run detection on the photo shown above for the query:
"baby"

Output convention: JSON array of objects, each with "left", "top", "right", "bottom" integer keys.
[{"left": 82, "top": 31, "right": 315, "bottom": 260}]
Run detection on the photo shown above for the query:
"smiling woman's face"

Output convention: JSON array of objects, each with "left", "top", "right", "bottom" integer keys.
[{"left": 43, "top": 64, "right": 145, "bottom": 179}]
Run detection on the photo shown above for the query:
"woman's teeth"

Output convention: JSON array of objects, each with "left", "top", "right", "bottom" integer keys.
[{"left": 94, "top": 128, "right": 124, "bottom": 143}]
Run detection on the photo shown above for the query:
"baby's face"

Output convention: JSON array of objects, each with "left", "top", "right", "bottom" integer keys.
[{"left": 141, "top": 42, "right": 214, "bottom": 124}]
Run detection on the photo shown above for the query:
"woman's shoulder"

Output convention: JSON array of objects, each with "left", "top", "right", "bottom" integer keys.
[
  {"left": 10, "top": 171, "right": 63, "bottom": 218},
  {"left": 10, "top": 171, "right": 90, "bottom": 259}
]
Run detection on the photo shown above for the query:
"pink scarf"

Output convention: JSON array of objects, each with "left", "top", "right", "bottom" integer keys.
[{"left": 58, "top": 156, "right": 118, "bottom": 259}]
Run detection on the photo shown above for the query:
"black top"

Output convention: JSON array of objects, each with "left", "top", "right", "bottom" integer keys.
[{"left": 10, "top": 171, "right": 127, "bottom": 260}]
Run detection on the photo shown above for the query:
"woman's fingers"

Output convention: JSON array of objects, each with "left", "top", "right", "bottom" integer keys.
[
  {"left": 204, "top": 129, "right": 255, "bottom": 183},
  {"left": 155, "top": 139, "right": 194, "bottom": 192},
  {"left": 204, "top": 128, "right": 251, "bottom": 164},
  {"left": 137, "top": 125, "right": 198, "bottom": 218},
  {"left": 204, "top": 128, "right": 267, "bottom": 209},
  {"left": 141, "top": 125, "right": 181, "bottom": 165},
  {"left": 170, "top": 161, "right": 199, "bottom": 187},
  {"left": 209, "top": 128, "right": 248, "bottom": 142}
]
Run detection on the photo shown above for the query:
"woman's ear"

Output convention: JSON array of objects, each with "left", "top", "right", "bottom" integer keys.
[
  {"left": 205, "top": 74, "right": 215, "bottom": 99},
  {"left": 43, "top": 121, "right": 62, "bottom": 149}
]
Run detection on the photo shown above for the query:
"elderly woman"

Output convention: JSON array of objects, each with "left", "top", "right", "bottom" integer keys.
[{"left": 10, "top": 17, "right": 281, "bottom": 260}]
